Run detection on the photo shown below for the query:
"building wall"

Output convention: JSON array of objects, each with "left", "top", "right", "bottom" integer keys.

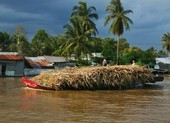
[
  {"left": 54, "top": 62, "right": 75, "bottom": 69},
  {"left": 0, "top": 60, "right": 24, "bottom": 76},
  {"left": 15, "top": 61, "right": 24, "bottom": 76},
  {"left": 158, "top": 63, "right": 169, "bottom": 70}
]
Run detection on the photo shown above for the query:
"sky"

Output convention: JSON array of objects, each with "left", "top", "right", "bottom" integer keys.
[{"left": 0, "top": 0, "right": 170, "bottom": 50}]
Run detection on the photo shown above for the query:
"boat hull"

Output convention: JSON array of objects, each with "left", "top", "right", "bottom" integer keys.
[
  {"left": 150, "top": 75, "right": 164, "bottom": 83},
  {"left": 21, "top": 77, "right": 54, "bottom": 90},
  {"left": 21, "top": 75, "right": 164, "bottom": 90}
]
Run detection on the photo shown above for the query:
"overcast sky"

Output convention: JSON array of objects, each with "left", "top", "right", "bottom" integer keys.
[{"left": 0, "top": 0, "right": 170, "bottom": 50}]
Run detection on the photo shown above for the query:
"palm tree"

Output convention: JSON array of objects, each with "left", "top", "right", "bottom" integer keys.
[
  {"left": 63, "top": 1, "right": 98, "bottom": 60},
  {"left": 63, "top": 17, "right": 94, "bottom": 59},
  {"left": 71, "top": 1, "right": 98, "bottom": 36},
  {"left": 161, "top": 32, "right": 170, "bottom": 54},
  {"left": 104, "top": 0, "right": 133, "bottom": 65}
]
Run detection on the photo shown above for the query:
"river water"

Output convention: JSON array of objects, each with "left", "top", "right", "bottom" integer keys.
[{"left": 0, "top": 76, "right": 170, "bottom": 123}]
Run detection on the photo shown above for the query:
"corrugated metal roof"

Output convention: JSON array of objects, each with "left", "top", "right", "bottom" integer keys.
[
  {"left": 25, "top": 57, "right": 45, "bottom": 61},
  {"left": 0, "top": 54, "right": 23, "bottom": 60},
  {"left": 43, "top": 56, "right": 66, "bottom": 62},
  {"left": 25, "top": 57, "right": 52, "bottom": 67},
  {"left": 24, "top": 56, "right": 67, "bottom": 68},
  {"left": 0, "top": 52, "right": 18, "bottom": 55}
]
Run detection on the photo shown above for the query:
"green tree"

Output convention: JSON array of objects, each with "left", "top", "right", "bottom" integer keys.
[
  {"left": 0, "top": 32, "right": 11, "bottom": 52},
  {"left": 71, "top": 1, "right": 98, "bottom": 36},
  {"left": 120, "top": 46, "right": 142, "bottom": 65},
  {"left": 31, "top": 29, "right": 52, "bottom": 56},
  {"left": 102, "top": 38, "right": 116, "bottom": 62},
  {"left": 161, "top": 32, "right": 170, "bottom": 54},
  {"left": 12, "top": 25, "right": 30, "bottom": 55},
  {"left": 140, "top": 47, "right": 163, "bottom": 66},
  {"left": 119, "top": 38, "right": 129, "bottom": 51},
  {"left": 104, "top": 0, "right": 133, "bottom": 64},
  {"left": 52, "top": 34, "right": 68, "bottom": 56},
  {"left": 87, "top": 37, "right": 103, "bottom": 53},
  {"left": 63, "top": 1, "right": 98, "bottom": 60},
  {"left": 63, "top": 17, "right": 94, "bottom": 59},
  {"left": 120, "top": 46, "right": 162, "bottom": 66}
]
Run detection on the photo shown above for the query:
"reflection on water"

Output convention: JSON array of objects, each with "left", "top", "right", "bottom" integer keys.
[{"left": 0, "top": 76, "right": 170, "bottom": 123}]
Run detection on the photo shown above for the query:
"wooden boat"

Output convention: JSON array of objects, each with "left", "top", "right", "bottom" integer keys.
[
  {"left": 152, "top": 69, "right": 168, "bottom": 74},
  {"left": 21, "top": 75, "right": 164, "bottom": 90},
  {"left": 21, "top": 77, "right": 54, "bottom": 90},
  {"left": 150, "top": 75, "right": 164, "bottom": 83}
]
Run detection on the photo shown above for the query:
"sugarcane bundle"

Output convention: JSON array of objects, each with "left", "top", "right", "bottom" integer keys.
[{"left": 31, "top": 65, "right": 153, "bottom": 90}]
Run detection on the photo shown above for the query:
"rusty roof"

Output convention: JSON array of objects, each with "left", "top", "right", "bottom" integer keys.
[
  {"left": 24, "top": 57, "right": 52, "bottom": 67},
  {"left": 26, "top": 59, "right": 51, "bottom": 67},
  {"left": 0, "top": 54, "right": 23, "bottom": 61}
]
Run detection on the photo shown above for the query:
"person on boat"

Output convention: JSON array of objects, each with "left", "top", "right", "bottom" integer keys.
[
  {"left": 132, "top": 60, "right": 136, "bottom": 66},
  {"left": 102, "top": 59, "right": 107, "bottom": 66}
]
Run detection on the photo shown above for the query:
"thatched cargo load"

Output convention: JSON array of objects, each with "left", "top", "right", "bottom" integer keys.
[{"left": 31, "top": 65, "right": 154, "bottom": 90}]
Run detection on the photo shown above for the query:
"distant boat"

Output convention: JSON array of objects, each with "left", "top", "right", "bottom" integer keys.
[
  {"left": 152, "top": 69, "right": 168, "bottom": 74},
  {"left": 150, "top": 75, "right": 164, "bottom": 83}
]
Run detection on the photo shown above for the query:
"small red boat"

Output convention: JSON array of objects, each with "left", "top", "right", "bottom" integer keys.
[{"left": 21, "top": 77, "right": 54, "bottom": 90}]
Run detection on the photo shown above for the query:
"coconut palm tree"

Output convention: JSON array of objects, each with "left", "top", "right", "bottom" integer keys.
[
  {"left": 63, "top": 17, "right": 94, "bottom": 59},
  {"left": 63, "top": 1, "right": 98, "bottom": 60},
  {"left": 104, "top": 0, "right": 133, "bottom": 65},
  {"left": 161, "top": 32, "right": 170, "bottom": 54},
  {"left": 71, "top": 1, "right": 98, "bottom": 36}
]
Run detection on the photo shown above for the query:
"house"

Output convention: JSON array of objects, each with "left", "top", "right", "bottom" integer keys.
[
  {"left": 24, "top": 56, "right": 54, "bottom": 76},
  {"left": 0, "top": 52, "right": 24, "bottom": 76},
  {"left": 155, "top": 57, "right": 170, "bottom": 73},
  {"left": 24, "top": 56, "right": 53, "bottom": 69},
  {"left": 43, "top": 56, "right": 75, "bottom": 69},
  {"left": 92, "top": 53, "right": 103, "bottom": 58},
  {"left": 24, "top": 56, "right": 75, "bottom": 76},
  {"left": 25, "top": 56, "right": 75, "bottom": 69}
]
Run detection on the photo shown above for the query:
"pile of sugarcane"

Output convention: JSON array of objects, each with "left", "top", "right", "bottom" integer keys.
[{"left": 31, "top": 65, "right": 154, "bottom": 90}]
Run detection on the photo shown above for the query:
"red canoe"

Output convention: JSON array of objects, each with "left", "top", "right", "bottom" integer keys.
[{"left": 21, "top": 77, "right": 54, "bottom": 90}]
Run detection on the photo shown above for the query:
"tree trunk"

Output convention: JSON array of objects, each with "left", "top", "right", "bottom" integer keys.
[{"left": 116, "top": 36, "right": 120, "bottom": 65}]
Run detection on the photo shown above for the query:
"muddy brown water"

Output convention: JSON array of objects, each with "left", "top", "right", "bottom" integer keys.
[{"left": 0, "top": 76, "right": 170, "bottom": 123}]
